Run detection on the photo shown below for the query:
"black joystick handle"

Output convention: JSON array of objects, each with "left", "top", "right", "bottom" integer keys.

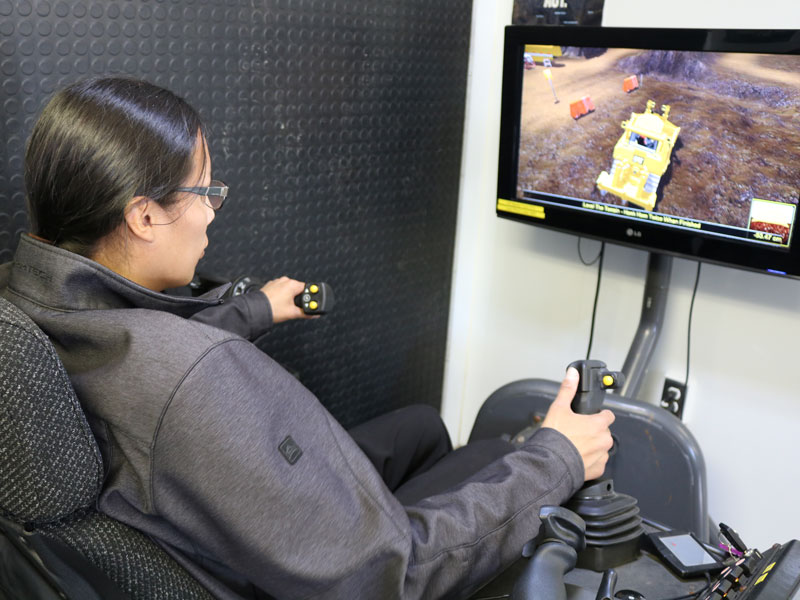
[
  {"left": 294, "top": 282, "right": 334, "bottom": 315},
  {"left": 567, "top": 360, "right": 625, "bottom": 415},
  {"left": 536, "top": 505, "right": 586, "bottom": 553},
  {"left": 513, "top": 506, "right": 586, "bottom": 600}
]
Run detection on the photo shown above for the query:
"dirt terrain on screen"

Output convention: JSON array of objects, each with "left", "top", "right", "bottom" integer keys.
[{"left": 517, "top": 49, "right": 800, "bottom": 227}]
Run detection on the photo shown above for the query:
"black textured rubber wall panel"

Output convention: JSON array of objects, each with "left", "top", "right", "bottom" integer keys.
[{"left": 0, "top": 1, "right": 472, "bottom": 428}]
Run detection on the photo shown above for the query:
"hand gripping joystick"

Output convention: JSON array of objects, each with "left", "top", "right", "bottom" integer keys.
[
  {"left": 564, "top": 360, "right": 643, "bottom": 571},
  {"left": 512, "top": 506, "right": 586, "bottom": 600},
  {"left": 567, "top": 360, "right": 625, "bottom": 415}
]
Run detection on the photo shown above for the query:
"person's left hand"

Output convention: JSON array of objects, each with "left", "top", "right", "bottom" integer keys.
[{"left": 259, "top": 276, "right": 315, "bottom": 323}]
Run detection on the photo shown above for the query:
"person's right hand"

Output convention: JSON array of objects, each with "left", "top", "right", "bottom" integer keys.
[
  {"left": 541, "top": 367, "right": 615, "bottom": 482},
  {"left": 259, "top": 276, "right": 313, "bottom": 324}
]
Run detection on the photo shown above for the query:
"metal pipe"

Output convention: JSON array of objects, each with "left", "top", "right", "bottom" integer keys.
[{"left": 619, "top": 253, "right": 673, "bottom": 399}]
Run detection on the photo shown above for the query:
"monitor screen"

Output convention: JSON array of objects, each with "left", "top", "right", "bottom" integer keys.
[{"left": 497, "top": 27, "right": 800, "bottom": 277}]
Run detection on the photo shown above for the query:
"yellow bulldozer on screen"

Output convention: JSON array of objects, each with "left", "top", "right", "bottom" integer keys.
[{"left": 596, "top": 100, "right": 680, "bottom": 211}]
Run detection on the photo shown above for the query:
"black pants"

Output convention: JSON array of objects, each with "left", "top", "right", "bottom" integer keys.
[{"left": 348, "top": 405, "right": 514, "bottom": 505}]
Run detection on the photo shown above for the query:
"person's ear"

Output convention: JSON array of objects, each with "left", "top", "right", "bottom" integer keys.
[{"left": 123, "top": 197, "right": 157, "bottom": 243}]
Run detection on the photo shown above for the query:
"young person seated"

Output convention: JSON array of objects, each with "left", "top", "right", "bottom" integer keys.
[{"left": 0, "top": 77, "right": 615, "bottom": 600}]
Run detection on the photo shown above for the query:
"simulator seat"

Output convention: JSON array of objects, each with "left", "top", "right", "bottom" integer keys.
[{"left": 0, "top": 295, "right": 213, "bottom": 599}]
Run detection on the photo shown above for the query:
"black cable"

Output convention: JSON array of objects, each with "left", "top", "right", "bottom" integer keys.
[
  {"left": 685, "top": 262, "right": 702, "bottom": 387},
  {"left": 640, "top": 516, "right": 671, "bottom": 532},
  {"left": 659, "top": 592, "right": 701, "bottom": 600},
  {"left": 578, "top": 237, "right": 603, "bottom": 265},
  {"left": 658, "top": 588, "right": 706, "bottom": 600},
  {"left": 584, "top": 241, "right": 605, "bottom": 359},
  {"left": 700, "top": 540, "right": 728, "bottom": 561},
  {"left": 658, "top": 572, "right": 712, "bottom": 600}
]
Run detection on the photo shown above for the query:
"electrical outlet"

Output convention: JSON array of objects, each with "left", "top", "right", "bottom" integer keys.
[{"left": 660, "top": 378, "right": 687, "bottom": 419}]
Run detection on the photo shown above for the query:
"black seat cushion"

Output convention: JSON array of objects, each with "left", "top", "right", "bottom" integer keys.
[
  {"left": 0, "top": 296, "right": 213, "bottom": 599},
  {"left": 0, "top": 296, "right": 103, "bottom": 525}
]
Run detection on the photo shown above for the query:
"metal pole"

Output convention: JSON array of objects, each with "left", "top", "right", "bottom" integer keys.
[
  {"left": 619, "top": 253, "right": 673, "bottom": 399},
  {"left": 547, "top": 78, "right": 559, "bottom": 104}
]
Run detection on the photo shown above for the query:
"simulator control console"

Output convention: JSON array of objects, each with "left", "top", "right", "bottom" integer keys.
[{"left": 473, "top": 360, "right": 800, "bottom": 600}]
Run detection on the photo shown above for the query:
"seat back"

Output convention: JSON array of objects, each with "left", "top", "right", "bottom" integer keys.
[{"left": 0, "top": 295, "right": 213, "bottom": 599}]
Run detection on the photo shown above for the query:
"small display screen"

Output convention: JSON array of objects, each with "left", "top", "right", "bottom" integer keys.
[{"left": 660, "top": 534, "right": 717, "bottom": 567}]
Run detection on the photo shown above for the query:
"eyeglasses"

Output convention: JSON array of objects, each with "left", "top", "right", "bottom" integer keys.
[{"left": 175, "top": 180, "right": 228, "bottom": 210}]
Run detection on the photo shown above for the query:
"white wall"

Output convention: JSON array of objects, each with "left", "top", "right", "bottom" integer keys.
[{"left": 443, "top": 0, "right": 800, "bottom": 550}]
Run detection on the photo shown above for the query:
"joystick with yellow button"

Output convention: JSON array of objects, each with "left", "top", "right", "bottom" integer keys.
[
  {"left": 566, "top": 359, "right": 625, "bottom": 415},
  {"left": 294, "top": 282, "right": 335, "bottom": 315},
  {"left": 564, "top": 360, "right": 643, "bottom": 571}
]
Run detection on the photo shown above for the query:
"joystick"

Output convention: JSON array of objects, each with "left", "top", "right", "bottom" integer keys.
[
  {"left": 199, "top": 275, "right": 335, "bottom": 317},
  {"left": 294, "top": 282, "right": 334, "bottom": 315},
  {"left": 564, "top": 360, "right": 644, "bottom": 571},
  {"left": 567, "top": 359, "right": 624, "bottom": 415},
  {"left": 225, "top": 275, "right": 264, "bottom": 297},
  {"left": 512, "top": 506, "right": 586, "bottom": 600}
]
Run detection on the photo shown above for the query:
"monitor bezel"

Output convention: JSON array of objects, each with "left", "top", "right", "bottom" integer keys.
[{"left": 497, "top": 26, "right": 800, "bottom": 277}]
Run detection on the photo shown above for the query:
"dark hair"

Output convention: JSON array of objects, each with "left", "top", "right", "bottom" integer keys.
[{"left": 24, "top": 77, "right": 206, "bottom": 256}]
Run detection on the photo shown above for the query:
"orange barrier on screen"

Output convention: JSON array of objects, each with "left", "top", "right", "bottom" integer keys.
[
  {"left": 623, "top": 75, "right": 639, "bottom": 93},
  {"left": 569, "top": 96, "right": 595, "bottom": 119}
]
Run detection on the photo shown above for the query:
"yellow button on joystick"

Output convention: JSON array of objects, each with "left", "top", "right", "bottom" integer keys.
[
  {"left": 309, "top": 284, "right": 319, "bottom": 293},
  {"left": 309, "top": 300, "right": 318, "bottom": 310},
  {"left": 602, "top": 374, "right": 615, "bottom": 387}
]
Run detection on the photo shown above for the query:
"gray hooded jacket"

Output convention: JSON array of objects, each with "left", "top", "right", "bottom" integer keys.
[{"left": 0, "top": 234, "right": 584, "bottom": 600}]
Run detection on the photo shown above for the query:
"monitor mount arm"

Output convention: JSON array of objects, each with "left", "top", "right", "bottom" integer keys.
[{"left": 619, "top": 252, "right": 672, "bottom": 400}]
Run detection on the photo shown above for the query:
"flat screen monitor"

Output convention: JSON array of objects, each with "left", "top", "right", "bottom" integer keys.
[{"left": 496, "top": 27, "right": 800, "bottom": 277}]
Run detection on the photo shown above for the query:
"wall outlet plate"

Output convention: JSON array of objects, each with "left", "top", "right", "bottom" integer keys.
[{"left": 660, "top": 378, "right": 687, "bottom": 419}]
